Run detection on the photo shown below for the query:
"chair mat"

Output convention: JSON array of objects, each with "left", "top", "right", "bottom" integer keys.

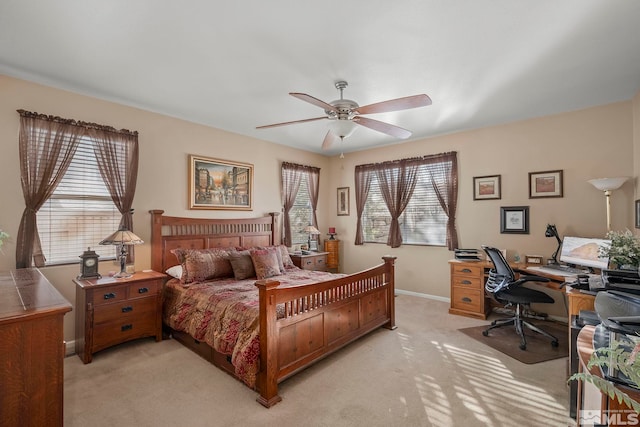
[{"left": 458, "top": 317, "right": 568, "bottom": 364}]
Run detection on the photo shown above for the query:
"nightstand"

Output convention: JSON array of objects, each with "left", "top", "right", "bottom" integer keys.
[
  {"left": 290, "top": 251, "right": 329, "bottom": 271},
  {"left": 324, "top": 239, "right": 340, "bottom": 272},
  {"left": 74, "top": 270, "right": 166, "bottom": 364}
]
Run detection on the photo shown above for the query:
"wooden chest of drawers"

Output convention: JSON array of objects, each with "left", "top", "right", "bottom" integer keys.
[
  {"left": 290, "top": 252, "right": 329, "bottom": 271},
  {"left": 448, "top": 260, "right": 491, "bottom": 319},
  {"left": 74, "top": 270, "right": 166, "bottom": 363}
]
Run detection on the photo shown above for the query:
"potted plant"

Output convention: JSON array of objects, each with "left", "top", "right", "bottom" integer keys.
[
  {"left": 600, "top": 230, "right": 640, "bottom": 270},
  {"left": 0, "top": 228, "right": 8, "bottom": 253}
]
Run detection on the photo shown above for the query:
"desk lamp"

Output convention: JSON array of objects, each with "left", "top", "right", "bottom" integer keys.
[
  {"left": 588, "top": 177, "right": 629, "bottom": 231},
  {"left": 545, "top": 224, "right": 562, "bottom": 265},
  {"left": 99, "top": 226, "right": 144, "bottom": 278},
  {"left": 303, "top": 225, "right": 321, "bottom": 251}
]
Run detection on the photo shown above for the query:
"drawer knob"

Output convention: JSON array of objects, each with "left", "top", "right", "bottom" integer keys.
[
  {"left": 121, "top": 324, "right": 133, "bottom": 332},
  {"left": 461, "top": 268, "right": 472, "bottom": 273},
  {"left": 461, "top": 297, "right": 472, "bottom": 303},
  {"left": 122, "top": 306, "right": 133, "bottom": 313},
  {"left": 138, "top": 287, "right": 149, "bottom": 294},
  {"left": 104, "top": 292, "right": 116, "bottom": 300}
]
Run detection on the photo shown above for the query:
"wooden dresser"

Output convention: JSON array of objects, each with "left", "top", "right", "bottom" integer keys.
[
  {"left": 324, "top": 239, "right": 340, "bottom": 272},
  {"left": 0, "top": 268, "right": 72, "bottom": 427},
  {"left": 74, "top": 270, "right": 165, "bottom": 364},
  {"left": 448, "top": 260, "right": 491, "bottom": 319}
]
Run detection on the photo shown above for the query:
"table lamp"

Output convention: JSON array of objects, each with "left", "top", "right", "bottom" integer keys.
[
  {"left": 545, "top": 224, "right": 562, "bottom": 265},
  {"left": 588, "top": 177, "right": 628, "bottom": 231},
  {"left": 99, "top": 226, "right": 144, "bottom": 278},
  {"left": 303, "top": 225, "right": 321, "bottom": 251}
]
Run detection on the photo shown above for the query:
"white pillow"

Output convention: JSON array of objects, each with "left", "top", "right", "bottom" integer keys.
[{"left": 165, "top": 265, "right": 183, "bottom": 279}]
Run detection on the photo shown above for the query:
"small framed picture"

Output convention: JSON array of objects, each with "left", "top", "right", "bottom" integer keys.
[
  {"left": 337, "top": 187, "right": 350, "bottom": 216},
  {"left": 525, "top": 255, "right": 544, "bottom": 266},
  {"left": 529, "top": 170, "right": 563, "bottom": 198},
  {"left": 473, "top": 175, "right": 501, "bottom": 200},
  {"left": 500, "top": 206, "right": 529, "bottom": 234},
  {"left": 636, "top": 200, "right": 640, "bottom": 229}
]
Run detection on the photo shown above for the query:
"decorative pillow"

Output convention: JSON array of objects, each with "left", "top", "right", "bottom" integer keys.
[
  {"left": 250, "top": 248, "right": 282, "bottom": 280},
  {"left": 165, "top": 265, "right": 183, "bottom": 280},
  {"left": 227, "top": 250, "right": 256, "bottom": 280},
  {"left": 171, "top": 247, "right": 234, "bottom": 283},
  {"left": 278, "top": 245, "right": 295, "bottom": 269}
]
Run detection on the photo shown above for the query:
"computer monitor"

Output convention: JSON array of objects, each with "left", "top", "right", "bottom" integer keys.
[{"left": 559, "top": 236, "right": 611, "bottom": 270}]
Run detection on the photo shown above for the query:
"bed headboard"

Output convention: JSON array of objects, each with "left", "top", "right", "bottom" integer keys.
[{"left": 149, "top": 210, "right": 280, "bottom": 273}]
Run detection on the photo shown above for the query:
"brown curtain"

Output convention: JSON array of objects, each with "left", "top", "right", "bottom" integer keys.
[
  {"left": 353, "top": 151, "right": 458, "bottom": 249},
  {"left": 88, "top": 127, "right": 139, "bottom": 262},
  {"left": 428, "top": 152, "right": 459, "bottom": 250},
  {"left": 281, "top": 162, "right": 320, "bottom": 247},
  {"left": 15, "top": 110, "right": 84, "bottom": 268},
  {"left": 376, "top": 160, "right": 419, "bottom": 248},
  {"left": 354, "top": 165, "right": 374, "bottom": 245}
]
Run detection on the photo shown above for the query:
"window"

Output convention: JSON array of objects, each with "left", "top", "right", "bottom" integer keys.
[
  {"left": 37, "top": 137, "right": 121, "bottom": 265},
  {"left": 356, "top": 152, "right": 458, "bottom": 249},
  {"left": 289, "top": 176, "right": 312, "bottom": 244}
]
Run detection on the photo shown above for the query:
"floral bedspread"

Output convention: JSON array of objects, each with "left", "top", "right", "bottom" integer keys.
[{"left": 163, "top": 267, "right": 343, "bottom": 388}]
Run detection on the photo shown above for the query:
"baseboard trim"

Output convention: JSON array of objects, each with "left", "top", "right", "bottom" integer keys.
[{"left": 396, "top": 288, "right": 450, "bottom": 303}]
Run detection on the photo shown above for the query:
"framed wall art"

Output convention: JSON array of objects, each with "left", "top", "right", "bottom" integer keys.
[
  {"left": 337, "top": 187, "right": 350, "bottom": 216},
  {"left": 500, "top": 206, "right": 529, "bottom": 234},
  {"left": 529, "top": 170, "right": 563, "bottom": 198},
  {"left": 473, "top": 175, "right": 501, "bottom": 200},
  {"left": 188, "top": 154, "right": 253, "bottom": 210}
]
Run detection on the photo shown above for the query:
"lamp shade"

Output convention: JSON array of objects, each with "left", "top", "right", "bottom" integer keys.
[
  {"left": 303, "top": 225, "right": 321, "bottom": 235},
  {"left": 588, "top": 177, "right": 629, "bottom": 191},
  {"left": 99, "top": 227, "right": 144, "bottom": 246}
]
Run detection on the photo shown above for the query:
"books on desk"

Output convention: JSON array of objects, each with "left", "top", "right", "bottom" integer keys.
[{"left": 454, "top": 249, "right": 483, "bottom": 261}]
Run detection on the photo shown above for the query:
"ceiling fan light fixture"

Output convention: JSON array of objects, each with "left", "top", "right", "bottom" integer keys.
[{"left": 329, "top": 119, "right": 357, "bottom": 139}]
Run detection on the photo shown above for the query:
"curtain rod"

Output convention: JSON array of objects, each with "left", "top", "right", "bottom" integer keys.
[
  {"left": 355, "top": 151, "right": 457, "bottom": 169},
  {"left": 17, "top": 109, "right": 138, "bottom": 137}
]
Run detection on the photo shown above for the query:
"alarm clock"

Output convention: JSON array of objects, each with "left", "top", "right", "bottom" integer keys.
[{"left": 78, "top": 248, "right": 101, "bottom": 279}]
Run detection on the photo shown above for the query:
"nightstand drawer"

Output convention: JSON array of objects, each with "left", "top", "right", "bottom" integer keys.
[
  {"left": 94, "top": 297, "right": 156, "bottom": 324},
  {"left": 92, "top": 316, "right": 158, "bottom": 351},
  {"left": 91, "top": 285, "right": 127, "bottom": 306},
  {"left": 451, "top": 287, "right": 482, "bottom": 313},
  {"left": 128, "top": 280, "right": 159, "bottom": 298}
]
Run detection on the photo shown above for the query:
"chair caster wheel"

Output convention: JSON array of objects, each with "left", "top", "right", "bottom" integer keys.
[
  {"left": 490, "top": 320, "right": 497, "bottom": 326},
  {"left": 551, "top": 340, "right": 559, "bottom": 348},
  {"left": 519, "top": 344, "right": 527, "bottom": 350},
  {"left": 482, "top": 330, "right": 489, "bottom": 337}
]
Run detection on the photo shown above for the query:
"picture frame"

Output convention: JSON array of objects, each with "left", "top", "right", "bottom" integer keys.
[
  {"left": 337, "top": 187, "right": 350, "bottom": 216},
  {"left": 529, "top": 170, "right": 563, "bottom": 198},
  {"left": 500, "top": 206, "right": 529, "bottom": 234},
  {"left": 188, "top": 154, "right": 253, "bottom": 210},
  {"left": 636, "top": 200, "right": 640, "bottom": 229},
  {"left": 473, "top": 175, "right": 501, "bottom": 200}
]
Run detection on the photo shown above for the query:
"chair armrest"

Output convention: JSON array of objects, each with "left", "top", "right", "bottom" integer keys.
[{"left": 516, "top": 274, "right": 551, "bottom": 284}]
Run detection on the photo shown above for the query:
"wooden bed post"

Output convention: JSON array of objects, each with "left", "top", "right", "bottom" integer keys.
[
  {"left": 149, "top": 210, "right": 165, "bottom": 273},
  {"left": 268, "top": 212, "right": 280, "bottom": 245},
  {"left": 255, "top": 279, "right": 283, "bottom": 408},
  {"left": 382, "top": 256, "right": 397, "bottom": 330}
]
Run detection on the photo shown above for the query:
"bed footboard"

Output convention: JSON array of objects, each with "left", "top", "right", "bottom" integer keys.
[{"left": 255, "top": 256, "right": 396, "bottom": 407}]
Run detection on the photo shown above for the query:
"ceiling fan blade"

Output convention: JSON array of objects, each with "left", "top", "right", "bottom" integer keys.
[
  {"left": 290, "top": 93, "right": 338, "bottom": 112},
  {"left": 321, "top": 131, "right": 339, "bottom": 150},
  {"left": 256, "top": 116, "right": 326, "bottom": 129},
  {"left": 355, "top": 94, "right": 432, "bottom": 115},
  {"left": 353, "top": 116, "right": 412, "bottom": 139}
]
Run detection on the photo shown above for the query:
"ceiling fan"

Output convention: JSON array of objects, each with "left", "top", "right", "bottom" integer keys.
[{"left": 256, "top": 81, "right": 432, "bottom": 150}]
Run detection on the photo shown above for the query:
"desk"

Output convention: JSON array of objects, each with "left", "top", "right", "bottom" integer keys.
[{"left": 448, "top": 260, "right": 565, "bottom": 319}]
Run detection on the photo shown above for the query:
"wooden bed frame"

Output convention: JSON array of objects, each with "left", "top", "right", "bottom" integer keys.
[{"left": 150, "top": 210, "right": 396, "bottom": 407}]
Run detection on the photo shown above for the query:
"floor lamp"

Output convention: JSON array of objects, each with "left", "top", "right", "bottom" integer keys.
[{"left": 588, "top": 177, "right": 628, "bottom": 232}]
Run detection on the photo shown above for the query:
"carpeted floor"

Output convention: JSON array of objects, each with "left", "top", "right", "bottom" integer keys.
[
  {"left": 458, "top": 317, "right": 569, "bottom": 364},
  {"left": 64, "top": 295, "right": 573, "bottom": 427}
]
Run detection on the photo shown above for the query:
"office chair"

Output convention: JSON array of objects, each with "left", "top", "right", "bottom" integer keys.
[{"left": 481, "top": 245, "right": 559, "bottom": 350}]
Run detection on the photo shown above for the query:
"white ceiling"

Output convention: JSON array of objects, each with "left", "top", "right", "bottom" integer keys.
[{"left": 1, "top": 1, "right": 640, "bottom": 156}]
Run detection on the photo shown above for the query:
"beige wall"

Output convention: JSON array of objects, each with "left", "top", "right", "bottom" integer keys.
[{"left": 0, "top": 73, "right": 637, "bottom": 343}]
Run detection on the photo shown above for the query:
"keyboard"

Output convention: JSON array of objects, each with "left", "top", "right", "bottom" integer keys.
[
  {"left": 539, "top": 264, "right": 586, "bottom": 274},
  {"left": 527, "top": 266, "right": 583, "bottom": 277}
]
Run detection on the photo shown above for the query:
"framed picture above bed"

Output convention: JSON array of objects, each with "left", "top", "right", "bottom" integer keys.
[{"left": 189, "top": 155, "right": 253, "bottom": 210}]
